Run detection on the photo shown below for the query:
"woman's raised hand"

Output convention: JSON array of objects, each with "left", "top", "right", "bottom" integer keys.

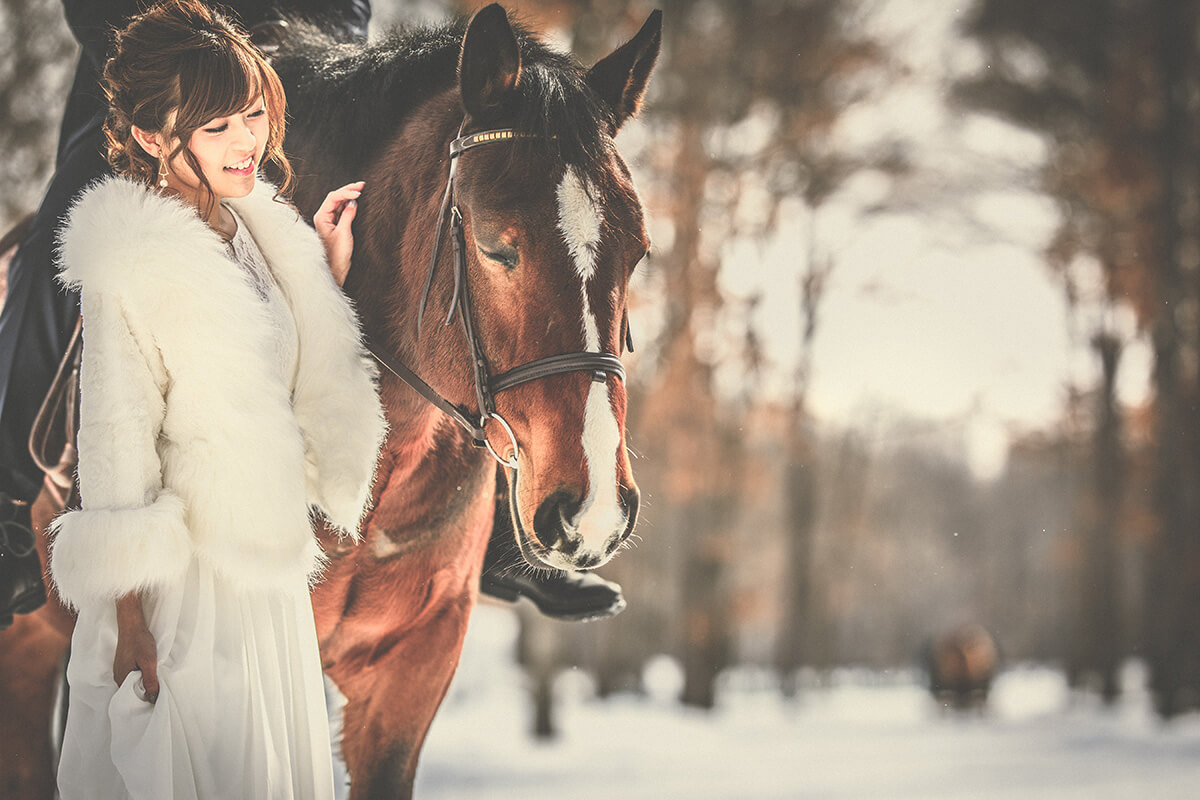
[
  {"left": 114, "top": 592, "right": 159, "bottom": 704},
  {"left": 313, "top": 180, "right": 364, "bottom": 288}
]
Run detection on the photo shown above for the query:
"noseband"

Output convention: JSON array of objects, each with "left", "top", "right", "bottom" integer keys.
[{"left": 366, "top": 123, "right": 626, "bottom": 469}]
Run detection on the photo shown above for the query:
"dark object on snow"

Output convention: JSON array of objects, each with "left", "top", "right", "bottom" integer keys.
[{"left": 924, "top": 623, "right": 998, "bottom": 711}]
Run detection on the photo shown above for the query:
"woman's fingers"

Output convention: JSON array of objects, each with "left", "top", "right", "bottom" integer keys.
[
  {"left": 315, "top": 182, "right": 364, "bottom": 233},
  {"left": 324, "top": 182, "right": 365, "bottom": 207},
  {"left": 141, "top": 658, "right": 159, "bottom": 704},
  {"left": 315, "top": 181, "right": 362, "bottom": 288},
  {"left": 337, "top": 199, "right": 358, "bottom": 231}
]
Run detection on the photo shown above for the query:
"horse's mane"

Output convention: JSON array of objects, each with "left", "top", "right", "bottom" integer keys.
[{"left": 273, "top": 18, "right": 616, "bottom": 176}]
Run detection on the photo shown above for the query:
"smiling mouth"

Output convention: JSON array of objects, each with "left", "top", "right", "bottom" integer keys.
[{"left": 224, "top": 156, "right": 255, "bottom": 174}]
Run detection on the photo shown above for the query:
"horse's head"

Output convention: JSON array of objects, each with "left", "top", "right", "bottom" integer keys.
[{"left": 417, "top": 5, "right": 660, "bottom": 572}]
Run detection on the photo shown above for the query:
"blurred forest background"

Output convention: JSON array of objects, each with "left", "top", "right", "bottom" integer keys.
[{"left": 5, "top": 0, "right": 1200, "bottom": 741}]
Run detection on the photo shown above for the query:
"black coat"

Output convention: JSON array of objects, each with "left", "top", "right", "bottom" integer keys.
[{"left": 57, "top": 0, "right": 371, "bottom": 163}]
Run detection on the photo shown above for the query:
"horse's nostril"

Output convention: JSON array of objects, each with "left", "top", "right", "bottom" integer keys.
[
  {"left": 557, "top": 531, "right": 580, "bottom": 556},
  {"left": 577, "top": 552, "right": 601, "bottom": 569},
  {"left": 533, "top": 491, "right": 582, "bottom": 553}
]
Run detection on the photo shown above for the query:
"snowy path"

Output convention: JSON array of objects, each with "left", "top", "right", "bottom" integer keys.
[{"left": 414, "top": 608, "right": 1200, "bottom": 799}]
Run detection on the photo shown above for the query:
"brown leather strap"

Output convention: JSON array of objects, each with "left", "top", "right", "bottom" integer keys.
[{"left": 29, "top": 314, "right": 83, "bottom": 505}]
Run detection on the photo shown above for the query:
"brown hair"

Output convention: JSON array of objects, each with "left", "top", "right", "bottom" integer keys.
[{"left": 101, "top": 0, "right": 294, "bottom": 212}]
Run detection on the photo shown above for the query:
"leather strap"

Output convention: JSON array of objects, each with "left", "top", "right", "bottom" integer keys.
[
  {"left": 367, "top": 341, "right": 486, "bottom": 444},
  {"left": 491, "top": 353, "right": 626, "bottom": 394},
  {"left": 29, "top": 314, "right": 83, "bottom": 506}
]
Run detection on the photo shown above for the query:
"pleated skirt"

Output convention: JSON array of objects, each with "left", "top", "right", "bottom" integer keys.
[{"left": 57, "top": 557, "right": 335, "bottom": 800}]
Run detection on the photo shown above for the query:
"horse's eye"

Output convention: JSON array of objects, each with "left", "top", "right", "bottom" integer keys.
[
  {"left": 479, "top": 247, "right": 518, "bottom": 270},
  {"left": 634, "top": 248, "right": 651, "bottom": 272}
]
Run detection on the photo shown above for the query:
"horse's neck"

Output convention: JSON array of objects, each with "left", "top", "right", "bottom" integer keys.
[
  {"left": 345, "top": 95, "right": 480, "bottom": 419},
  {"left": 314, "top": 408, "right": 494, "bottom": 660},
  {"left": 379, "top": 427, "right": 492, "bottom": 526},
  {"left": 312, "top": 91, "right": 488, "bottom": 507}
]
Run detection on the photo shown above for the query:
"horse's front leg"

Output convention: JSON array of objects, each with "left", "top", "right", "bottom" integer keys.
[
  {"left": 331, "top": 579, "right": 476, "bottom": 800},
  {"left": 0, "top": 614, "right": 67, "bottom": 800}
]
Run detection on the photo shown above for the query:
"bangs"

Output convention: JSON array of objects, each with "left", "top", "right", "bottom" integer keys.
[
  {"left": 162, "top": 26, "right": 293, "bottom": 211},
  {"left": 171, "top": 36, "right": 285, "bottom": 138}
]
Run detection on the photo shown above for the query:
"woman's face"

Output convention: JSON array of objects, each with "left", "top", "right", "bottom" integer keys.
[{"left": 163, "top": 95, "right": 270, "bottom": 205}]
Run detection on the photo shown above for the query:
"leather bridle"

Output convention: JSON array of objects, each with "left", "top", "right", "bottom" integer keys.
[{"left": 365, "top": 123, "right": 627, "bottom": 469}]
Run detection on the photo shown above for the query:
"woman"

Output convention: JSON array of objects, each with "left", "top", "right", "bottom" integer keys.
[
  {"left": 0, "top": 0, "right": 371, "bottom": 632},
  {"left": 46, "top": 1, "right": 388, "bottom": 797}
]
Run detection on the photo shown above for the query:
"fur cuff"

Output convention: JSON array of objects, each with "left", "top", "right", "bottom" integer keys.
[
  {"left": 47, "top": 490, "right": 192, "bottom": 610},
  {"left": 304, "top": 448, "right": 370, "bottom": 540}
]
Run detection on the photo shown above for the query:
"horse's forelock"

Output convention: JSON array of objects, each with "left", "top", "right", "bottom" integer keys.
[{"left": 508, "top": 57, "right": 615, "bottom": 177}]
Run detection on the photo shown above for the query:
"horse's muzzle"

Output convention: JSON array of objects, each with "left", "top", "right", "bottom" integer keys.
[{"left": 513, "top": 480, "right": 639, "bottom": 571}]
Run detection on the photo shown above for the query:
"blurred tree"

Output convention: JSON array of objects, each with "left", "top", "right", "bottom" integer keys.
[
  {"left": 0, "top": 0, "right": 76, "bottom": 229},
  {"left": 957, "top": 0, "right": 1200, "bottom": 715},
  {"left": 1079, "top": 329, "right": 1123, "bottom": 702},
  {"left": 637, "top": 0, "right": 898, "bottom": 707},
  {"left": 514, "top": 605, "right": 562, "bottom": 739}
]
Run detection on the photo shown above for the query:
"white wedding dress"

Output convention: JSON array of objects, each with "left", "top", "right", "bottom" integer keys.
[{"left": 58, "top": 208, "right": 335, "bottom": 800}]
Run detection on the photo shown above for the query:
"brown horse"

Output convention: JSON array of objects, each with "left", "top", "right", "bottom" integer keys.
[
  {"left": 924, "top": 623, "right": 999, "bottom": 712},
  {"left": 0, "top": 4, "right": 660, "bottom": 799}
]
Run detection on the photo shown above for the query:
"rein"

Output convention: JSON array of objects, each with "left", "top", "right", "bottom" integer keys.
[{"left": 366, "top": 123, "right": 626, "bottom": 469}]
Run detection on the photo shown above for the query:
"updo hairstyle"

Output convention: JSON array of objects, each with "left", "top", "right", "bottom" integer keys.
[{"left": 101, "top": 0, "right": 294, "bottom": 207}]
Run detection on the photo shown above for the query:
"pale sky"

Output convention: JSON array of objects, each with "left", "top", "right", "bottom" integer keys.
[{"left": 670, "top": 3, "right": 1151, "bottom": 479}]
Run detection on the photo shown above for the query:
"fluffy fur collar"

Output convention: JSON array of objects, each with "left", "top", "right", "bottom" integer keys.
[{"left": 49, "top": 176, "right": 387, "bottom": 605}]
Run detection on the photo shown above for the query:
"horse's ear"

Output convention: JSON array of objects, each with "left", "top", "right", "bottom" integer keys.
[
  {"left": 459, "top": 3, "right": 522, "bottom": 122},
  {"left": 586, "top": 10, "right": 662, "bottom": 132}
]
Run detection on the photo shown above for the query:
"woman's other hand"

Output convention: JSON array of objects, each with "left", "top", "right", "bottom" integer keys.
[
  {"left": 114, "top": 592, "right": 159, "bottom": 703},
  {"left": 314, "top": 180, "right": 364, "bottom": 288}
]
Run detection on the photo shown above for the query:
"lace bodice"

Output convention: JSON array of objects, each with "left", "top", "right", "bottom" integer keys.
[{"left": 225, "top": 206, "right": 300, "bottom": 393}]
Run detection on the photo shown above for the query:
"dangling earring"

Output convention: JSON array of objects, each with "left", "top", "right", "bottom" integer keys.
[{"left": 157, "top": 156, "right": 169, "bottom": 189}]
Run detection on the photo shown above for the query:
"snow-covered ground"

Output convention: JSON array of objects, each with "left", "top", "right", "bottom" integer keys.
[{"left": 414, "top": 606, "right": 1200, "bottom": 799}]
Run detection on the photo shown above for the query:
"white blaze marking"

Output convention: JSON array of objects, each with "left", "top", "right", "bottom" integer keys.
[
  {"left": 577, "top": 382, "right": 625, "bottom": 551},
  {"left": 557, "top": 168, "right": 602, "bottom": 350},
  {"left": 557, "top": 168, "right": 625, "bottom": 554}
]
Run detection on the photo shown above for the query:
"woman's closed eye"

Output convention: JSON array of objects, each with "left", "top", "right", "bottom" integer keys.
[{"left": 203, "top": 109, "right": 265, "bottom": 134}]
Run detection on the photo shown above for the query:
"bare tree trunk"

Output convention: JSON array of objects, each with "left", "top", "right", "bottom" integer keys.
[
  {"left": 679, "top": 515, "right": 730, "bottom": 710},
  {"left": 516, "top": 610, "right": 559, "bottom": 739},
  {"left": 656, "top": 103, "right": 736, "bottom": 710},
  {"left": 776, "top": 425, "right": 817, "bottom": 698},
  {"left": 775, "top": 206, "right": 832, "bottom": 697},
  {"left": 1076, "top": 331, "right": 1123, "bottom": 702},
  {"left": 1146, "top": 0, "right": 1200, "bottom": 719},
  {"left": 0, "top": 0, "right": 76, "bottom": 227}
]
